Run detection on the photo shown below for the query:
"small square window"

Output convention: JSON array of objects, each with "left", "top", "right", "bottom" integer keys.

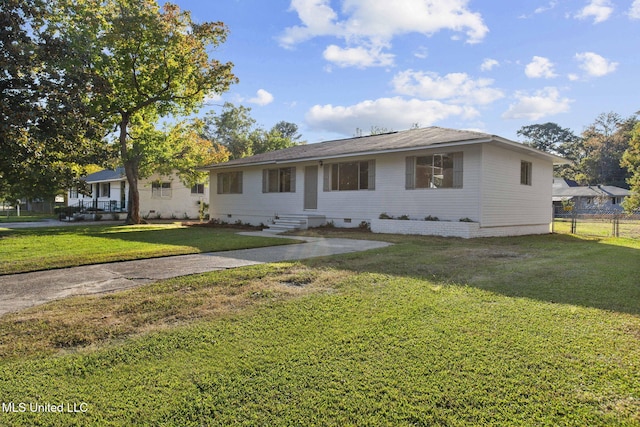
[{"left": 191, "top": 183, "right": 205, "bottom": 194}]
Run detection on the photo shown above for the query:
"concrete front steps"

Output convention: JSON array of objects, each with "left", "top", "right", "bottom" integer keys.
[{"left": 265, "top": 214, "right": 326, "bottom": 233}]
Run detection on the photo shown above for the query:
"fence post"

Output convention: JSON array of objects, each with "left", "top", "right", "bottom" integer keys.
[
  {"left": 571, "top": 211, "right": 577, "bottom": 234},
  {"left": 612, "top": 215, "right": 619, "bottom": 237}
]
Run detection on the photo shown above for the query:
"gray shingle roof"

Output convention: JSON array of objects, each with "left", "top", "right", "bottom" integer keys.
[
  {"left": 552, "top": 178, "right": 631, "bottom": 198},
  {"left": 203, "top": 127, "right": 500, "bottom": 169},
  {"left": 83, "top": 167, "right": 126, "bottom": 183}
]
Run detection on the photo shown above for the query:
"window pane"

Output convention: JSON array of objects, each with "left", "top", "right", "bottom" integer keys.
[
  {"left": 359, "top": 161, "right": 369, "bottom": 190},
  {"left": 521, "top": 161, "right": 532, "bottom": 185},
  {"left": 415, "top": 156, "right": 433, "bottom": 188},
  {"left": 268, "top": 169, "right": 279, "bottom": 192},
  {"left": 331, "top": 164, "right": 339, "bottom": 191},
  {"left": 415, "top": 153, "right": 461, "bottom": 189},
  {"left": 339, "top": 162, "right": 358, "bottom": 190},
  {"left": 280, "top": 168, "right": 291, "bottom": 192}
]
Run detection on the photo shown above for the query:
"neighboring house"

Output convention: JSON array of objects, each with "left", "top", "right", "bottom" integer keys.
[
  {"left": 67, "top": 167, "right": 208, "bottom": 219},
  {"left": 202, "top": 127, "right": 567, "bottom": 238},
  {"left": 552, "top": 177, "right": 631, "bottom": 214}
]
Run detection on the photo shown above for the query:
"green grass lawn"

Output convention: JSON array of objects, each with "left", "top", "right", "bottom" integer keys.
[
  {"left": 0, "top": 223, "right": 297, "bottom": 274},
  {"left": 554, "top": 218, "right": 640, "bottom": 239},
  {"left": 0, "top": 213, "right": 53, "bottom": 223},
  {"left": 0, "top": 231, "right": 639, "bottom": 426}
]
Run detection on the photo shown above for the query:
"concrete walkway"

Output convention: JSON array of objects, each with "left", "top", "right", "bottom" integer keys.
[{"left": 0, "top": 232, "right": 390, "bottom": 316}]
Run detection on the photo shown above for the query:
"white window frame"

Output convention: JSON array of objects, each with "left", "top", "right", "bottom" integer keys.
[
  {"left": 263, "top": 167, "right": 296, "bottom": 193},
  {"left": 521, "top": 161, "right": 532, "bottom": 186},
  {"left": 152, "top": 182, "right": 172, "bottom": 199},
  {"left": 406, "top": 152, "right": 463, "bottom": 189},
  {"left": 217, "top": 172, "right": 243, "bottom": 194},
  {"left": 323, "top": 160, "right": 375, "bottom": 191}
]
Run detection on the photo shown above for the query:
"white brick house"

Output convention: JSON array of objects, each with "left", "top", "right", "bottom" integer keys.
[
  {"left": 202, "top": 127, "right": 567, "bottom": 237},
  {"left": 67, "top": 168, "right": 208, "bottom": 220}
]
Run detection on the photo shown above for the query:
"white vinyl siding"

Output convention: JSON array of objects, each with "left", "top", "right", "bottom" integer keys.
[
  {"left": 207, "top": 142, "right": 553, "bottom": 234},
  {"left": 480, "top": 145, "right": 552, "bottom": 227}
]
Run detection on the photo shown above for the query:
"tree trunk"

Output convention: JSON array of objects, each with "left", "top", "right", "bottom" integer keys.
[
  {"left": 118, "top": 112, "right": 142, "bottom": 224},
  {"left": 124, "top": 160, "right": 141, "bottom": 224}
]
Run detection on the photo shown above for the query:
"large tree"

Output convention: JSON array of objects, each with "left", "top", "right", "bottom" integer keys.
[
  {"left": 517, "top": 122, "right": 579, "bottom": 156},
  {"left": 0, "top": 0, "right": 109, "bottom": 203},
  {"left": 517, "top": 122, "right": 582, "bottom": 180},
  {"left": 621, "top": 121, "right": 640, "bottom": 213},
  {"left": 48, "top": 0, "right": 237, "bottom": 223},
  {"left": 202, "top": 103, "right": 304, "bottom": 159},
  {"left": 578, "top": 112, "right": 636, "bottom": 187}
]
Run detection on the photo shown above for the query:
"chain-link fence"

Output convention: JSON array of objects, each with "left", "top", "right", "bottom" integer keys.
[{"left": 553, "top": 208, "right": 640, "bottom": 239}]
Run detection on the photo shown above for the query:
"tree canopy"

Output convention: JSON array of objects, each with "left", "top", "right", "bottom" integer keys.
[
  {"left": 202, "top": 102, "right": 304, "bottom": 159},
  {"left": 621, "top": 122, "right": 640, "bottom": 212},
  {"left": 517, "top": 112, "right": 638, "bottom": 190},
  {"left": 0, "top": 0, "right": 109, "bottom": 203},
  {"left": 45, "top": 0, "right": 238, "bottom": 223}
]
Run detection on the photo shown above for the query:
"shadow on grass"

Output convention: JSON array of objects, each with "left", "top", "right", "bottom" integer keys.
[
  {"left": 303, "top": 232, "right": 640, "bottom": 316},
  {"left": 1, "top": 223, "right": 294, "bottom": 253}
]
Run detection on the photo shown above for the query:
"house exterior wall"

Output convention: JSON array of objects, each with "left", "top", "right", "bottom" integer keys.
[
  {"left": 210, "top": 144, "right": 552, "bottom": 232},
  {"left": 68, "top": 172, "right": 208, "bottom": 220},
  {"left": 67, "top": 181, "right": 126, "bottom": 212},
  {"left": 479, "top": 143, "right": 553, "bottom": 229},
  {"left": 139, "top": 173, "right": 207, "bottom": 219}
]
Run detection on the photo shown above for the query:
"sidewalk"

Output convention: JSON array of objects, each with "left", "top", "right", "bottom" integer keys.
[{"left": 0, "top": 232, "right": 391, "bottom": 316}]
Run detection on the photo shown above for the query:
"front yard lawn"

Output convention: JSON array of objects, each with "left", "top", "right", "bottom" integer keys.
[
  {"left": 0, "top": 232, "right": 638, "bottom": 425},
  {"left": 0, "top": 223, "right": 297, "bottom": 274}
]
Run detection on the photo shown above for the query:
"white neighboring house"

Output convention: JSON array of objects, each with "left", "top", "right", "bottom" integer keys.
[
  {"left": 67, "top": 167, "right": 208, "bottom": 220},
  {"left": 202, "top": 127, "right": 567, "bottom": 238}
]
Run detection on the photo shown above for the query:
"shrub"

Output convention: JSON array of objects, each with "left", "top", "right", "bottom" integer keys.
[
  {"left": 359, "top": 221, "right": 371, "bottom": 231},
  {"left": 379, "top": 212, "right": 393, "bottom": 219},
  {"left": 459, "top": 217, "right": 474, "bottom": 222},
  {"left": 425, "top": 215, "right": 439, "bottom": 221},
  {"left": 398, "top": 214, "right": 410, "bottom": 220}
]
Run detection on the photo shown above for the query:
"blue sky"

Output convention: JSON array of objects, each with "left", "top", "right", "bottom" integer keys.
[{"left": 170, "top": 0, "right": 639, "bottom": 143}]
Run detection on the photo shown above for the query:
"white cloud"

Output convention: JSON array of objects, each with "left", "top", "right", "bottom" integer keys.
[
  {"left": 629, "top": 0, "right": 640, "bottom": 19},
  {"left": 525, "top": 56, "right": 557, "bottom": 79},
  {"left": 280, "top": 0, "right": 489, "bottom": 68},
  {"left": 305, "top": 97, "right": 478, "bottom": 135},
  {"left": 279, "top": 0, "right": 338, "bottom": 46},
  {"left": 391, "top": 70, "right": 504, "bottom": 105},
  {"left": 248, "top": 89, "right": 274, "bottom": 106},
  {"left": 575, "top": 52, "right": 618, "bottom": 77},
  {"left": 203, "top": 92, "right": 223, "bottom": 104},
  {"left": 535, "top": 1, "right": 557, "bottom": 14},
  {"left": 480, "top": 58, "right": 499, "bottom": 71},
  {"left": 575, "top": 0, "right": 613, "bottom": 23},
  {"left": 323, "top": 44, "right": 395, "bottom": 68},
  {"left": 502, "top": 87, "right": 572, "bottom": 120}
]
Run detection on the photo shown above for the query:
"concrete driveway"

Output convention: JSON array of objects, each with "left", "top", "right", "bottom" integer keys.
[{"left": 0, "top": 231, "right": 391, "bottom": 316}]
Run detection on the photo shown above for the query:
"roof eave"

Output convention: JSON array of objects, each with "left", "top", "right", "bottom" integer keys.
[{"left": 201, "top": 137, "right": 493, "bottom": 170}]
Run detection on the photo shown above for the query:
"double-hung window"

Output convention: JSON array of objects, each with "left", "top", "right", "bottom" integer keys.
[
  {"left": 191, "top": 183, "right": 205, "bottom": 195},
  {"left": 323, "top": 160, "right": 375, "bottom": 191},
  {"left": 263, "top": 167, "right": 296, "bottom": 193},
  {"left": 217, "top": 172, "right": 243, "bottom": 194},
  {"left": 152, "top": 182, "right": 172, "bottom": 198},
  {"left": 406, "top": 152, "right": 463, "bottom": 189}
]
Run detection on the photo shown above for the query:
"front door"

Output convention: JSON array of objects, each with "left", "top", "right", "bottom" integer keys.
[{"left": 304, "top": 166, "right": 318, "bottom": 210}]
